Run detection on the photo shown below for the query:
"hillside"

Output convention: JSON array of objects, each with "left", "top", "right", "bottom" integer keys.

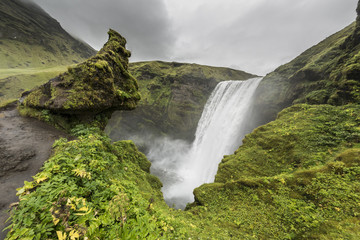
[
  {"left": 253, "top": 19, "right": 360, "bottom": 124},
  {"left": 106, "top": 61, "right": 257, "bottom": 142},
  {"left": 3, "top": 1, "right": 360, "bottom": 239},
  {"left": 0, "top": 0, "right": 96, "bottom": 104},
  {"left": 0, "top": 0, "right": 95, "bottom": 68}
]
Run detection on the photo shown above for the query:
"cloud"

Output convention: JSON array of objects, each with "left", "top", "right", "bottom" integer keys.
[
  {"left": 164, "top": 0, "right": 358, "bottom": 74},
  {"left": 32, "top": 0, "right": 358, "bottom": 75},
  {"left": 32, "top": 0, "right": 175, "bottom": 61}
]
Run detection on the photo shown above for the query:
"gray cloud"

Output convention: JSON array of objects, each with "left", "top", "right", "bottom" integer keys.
[
  {"left": 32, "top": 0, "right": 175, "bottom": 61},
  {"left": 166, "top": 0, "right": 358, "bottom": 74},
  {"left": 32, "top": 0, "right": 358, "bottom": 75}
]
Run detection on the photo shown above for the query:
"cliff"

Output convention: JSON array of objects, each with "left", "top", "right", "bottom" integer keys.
[
  {"left": 252, "top": 17, "right": 360, "bottom": 125},
  {"left": 106, "top": 61, "right": 256, "bottom": 141},
  {"left": 4, "top": 1, "right": 360, "bottom": 239}
]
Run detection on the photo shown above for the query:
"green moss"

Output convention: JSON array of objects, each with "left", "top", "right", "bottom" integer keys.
[
  {"left": 216, "top": 104, "right": 360, "bottom": 182},
  {"left": 22, "top": 29, "right": 140, "bottom": 114},
  {"left": 106, "top": 61, "right": 257, "bottom": 141},
  {"left": 94, "top": 60, "right": 110, "bottom": 70},
  {"left": 8, "top": 102, "right": 360, "bottom": 239},
  {"left": 17, "top": 105, "right": 112, "bottom": 133},
  {"left": 254, "top": 21, "right": 360, "bottom": 123},
  {"left": 0, "top": 98, "right": 17, "bottom": 110},
  {"left": 335, "top": 148, "right": 360, "bottom": 166}
]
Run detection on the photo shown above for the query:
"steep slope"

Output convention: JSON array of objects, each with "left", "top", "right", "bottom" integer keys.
[
  {"left": 186, "top": 2, "right": 360, "bottom": 239},
  {"left": 0, "top": 0, "right": 95, "bottom": 68},
  {"left": 0, "top": 0, "right": 96, "bottom": 104},
  {"left": 253, "top": 17, "right": 360, "bottom": 124},
  {"left": 106, "top": 61, "right": 257, "bottom": 141},
  {"left": 187, "top": 104, "right": 360, "bottom": 239}
]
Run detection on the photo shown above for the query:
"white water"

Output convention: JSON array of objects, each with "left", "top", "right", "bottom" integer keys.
[{"left": 149, "top": 77, "right": 262, "bottom": 209}]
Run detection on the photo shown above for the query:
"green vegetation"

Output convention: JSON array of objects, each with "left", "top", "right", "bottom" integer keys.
[
  {"left": 188, "top": 104, "right": 360, "bottom": 239},
  {"left": 0, "top": 66, "right": 67, "bottom": 105},
  {"left": 0, "top": 0, "right": 95, "bottom": 106},
  {"left": 6, "top": 104, "right": 360, "bottom": 239},
  {"left": 22, "top": 29, "right": 140, "bottom": 114},
  {"left": 0, "top": 0, "right": 95, "bottom": 69},
  {"left": 216, "top": 104, "right": 360, "bottom": 181},
  {"left": 254, "top": 21, "right": 360, "bottom": 123},
  {"left": 5, "top": 126, "right": 177, "bottom": 239},
  {"left": 106, "top": 61, "right": 257, "bottom": 141},
  {"left": 4, "top": 1, "right": 360, "bottom": 239}
]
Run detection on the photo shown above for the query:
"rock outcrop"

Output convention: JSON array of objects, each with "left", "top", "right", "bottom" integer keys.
[{"left": 21, "top": 29, "right": 140, "bottom": 114}]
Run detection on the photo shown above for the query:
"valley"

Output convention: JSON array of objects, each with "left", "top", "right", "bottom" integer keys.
[{"left": 1, "top": 0, "right": 360, "bottom": 239}]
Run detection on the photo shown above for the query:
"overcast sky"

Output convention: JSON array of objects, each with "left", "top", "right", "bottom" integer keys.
[{"left": 32, "top": 0, "right": 358, "bottom": 75}]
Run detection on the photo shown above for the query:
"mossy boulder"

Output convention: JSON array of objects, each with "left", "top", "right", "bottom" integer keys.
[{"left": 21, "top": 29, "right": 140, "bottom": 114}]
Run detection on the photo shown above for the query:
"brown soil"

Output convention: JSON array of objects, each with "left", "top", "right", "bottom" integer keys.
[{"left": 0, "top": 105, "right": 68, "bottom": 239}]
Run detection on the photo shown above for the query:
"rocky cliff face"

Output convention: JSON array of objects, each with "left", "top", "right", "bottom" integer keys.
[
  {"left": 21, "top": 30, "right": 140, "bottom": 115},
  {"left": 106, "top": 61, "right": 256, "bottom": 141}
]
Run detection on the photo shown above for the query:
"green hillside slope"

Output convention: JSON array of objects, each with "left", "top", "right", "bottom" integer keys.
[
  {"left": 0, "top": 0, "right": 95, "bottom": 68},
  {"left": 253, "top": 20, "right": 360, "bottom": 124},
  {"left": 4, "top": 1, "right": 360, "bottom": 239},
  {"left": 0, "top": 0, "right": 96, "bottom": 104}
]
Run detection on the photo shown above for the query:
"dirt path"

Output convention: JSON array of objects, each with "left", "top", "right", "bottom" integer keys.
[{"left": 0, "top": 104, "right": 68, "bottom": 239}]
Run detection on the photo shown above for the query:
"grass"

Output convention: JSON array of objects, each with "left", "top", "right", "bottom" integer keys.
[
  {"left": 0, "top": 66, "right": 68, "bottom": 105},
  {"left": 6, "top": 103, "right": 360, "bottom": 239},
  {"left": 0, "top": 66, "right": 68, "bottom": 79}
]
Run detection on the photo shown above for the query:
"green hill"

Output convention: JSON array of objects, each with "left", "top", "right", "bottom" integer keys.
[
  {"left": 0, "top": 0, "right": 95, "bottom": 68},
  {"left": 4, "top": 1, "right": 360, "bottom": 239},
  {"left": 0, "top": 0, "right": 96, "bottom": 104},
  {"left": 253, "top": 19, "right": 360, "bottom": 124}
]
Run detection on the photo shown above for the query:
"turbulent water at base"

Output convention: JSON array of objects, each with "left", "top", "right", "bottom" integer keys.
[{"left": 149, "top": 77, "right": 263, "bottom": 209}]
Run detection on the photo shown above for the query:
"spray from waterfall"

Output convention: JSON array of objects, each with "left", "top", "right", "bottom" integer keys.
[{"left": 149, "top": 77, "right": 262, "bottom": 209}]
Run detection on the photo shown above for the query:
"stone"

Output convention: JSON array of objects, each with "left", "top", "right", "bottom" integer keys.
[{"left": 21, "top": 29, "right": 140, "bottom": 114}]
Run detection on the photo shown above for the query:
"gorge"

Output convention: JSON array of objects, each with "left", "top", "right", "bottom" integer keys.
[
  {"left": 149, "top": 77, "right": 262, "bottom": 209},
  {"left": 1, "top": 0, "right": 360, "bottom": 239}
]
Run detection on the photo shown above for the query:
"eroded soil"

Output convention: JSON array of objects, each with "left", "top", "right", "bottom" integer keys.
[{"left": 0, "top": 105, "right": 68, "bottom": 239}]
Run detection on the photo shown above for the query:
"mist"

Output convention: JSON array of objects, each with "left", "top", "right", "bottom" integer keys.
[{"left": 105, "top": 78, "right": 262, "bottom": 209}]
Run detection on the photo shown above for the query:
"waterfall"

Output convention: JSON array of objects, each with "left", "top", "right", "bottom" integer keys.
[{"left": 149, "top": 77, "right": 262, "bottom": 209}]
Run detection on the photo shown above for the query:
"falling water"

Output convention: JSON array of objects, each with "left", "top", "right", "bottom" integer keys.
[{"left": 149, "top": 77, "right": 262, "bottom": 209}]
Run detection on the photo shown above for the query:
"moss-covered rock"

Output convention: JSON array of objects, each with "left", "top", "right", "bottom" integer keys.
[
  {"left": 106, "top": 61, "right": 256, "bottom": 141},
  {"left": 21, "top": 29, "right": 140, "bottom": 114}
]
